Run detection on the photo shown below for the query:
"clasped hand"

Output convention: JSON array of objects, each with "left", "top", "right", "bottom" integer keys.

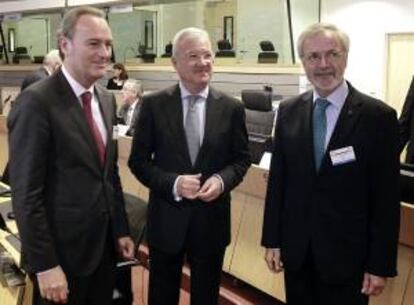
[{"left": 177, "top": 174, "right": 222, "bottom": 202}]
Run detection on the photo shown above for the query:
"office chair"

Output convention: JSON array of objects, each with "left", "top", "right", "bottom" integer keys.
[
  {"left": 113, "top": 193, "right": 147, "bottom": 305},
  {"left": 215, "top": 39, "right": 236, "bottom": 57},
  {"left": 241, "top": 89, "right": 276, "bottom": 164},
  {"left": 12, "top": 47, "right": 31, "bottom": 64},
  {"left": 400, "top": 163, "right": 414, "bottom": 205},
  {"left": 161, "top": 42, "right": 172, "bottom": 58},
  {"left": 258, "top": 40, "right": 279, "bottom": 63}
]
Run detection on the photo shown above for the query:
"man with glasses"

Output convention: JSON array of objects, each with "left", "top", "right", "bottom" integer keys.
[{"left": 262, "top": 23, "right": 400, "bottom": 305}]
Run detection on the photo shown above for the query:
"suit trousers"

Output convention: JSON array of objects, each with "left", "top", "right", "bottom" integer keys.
[
  {"left": 148, "top": 246, "right": 225, "bottom": 305},
  {"left": 32, "top": 237, "right": 116, "bottom": 305},
  {"left": 284, "top": 248, "right": 369, "bottom": 305}
]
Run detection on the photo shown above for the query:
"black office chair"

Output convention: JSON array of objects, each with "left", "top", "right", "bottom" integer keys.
[
  {"left": 161, "top": 42, "right": 172, "bottom": 58},
  {"left": 215, "top": 39, "right": 236, "bottom": 57},
  {"left": 400, "top": 163, "right": 414, "bottom": 205},
  {"left": 258, "top": 41, "right": 279, "bottom": 64},
  {"left": 12, "top": 47, "right": 31, "bottom": 64},
  {"left": 241, "top": 89, "right": 276, "bottom": 164}
]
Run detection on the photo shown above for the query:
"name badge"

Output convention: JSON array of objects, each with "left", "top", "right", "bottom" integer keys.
[{"left": 329, "top": 146, "right": 356, "bottom": 165}]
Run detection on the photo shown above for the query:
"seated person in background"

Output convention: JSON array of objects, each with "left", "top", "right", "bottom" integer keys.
[
  {"left": 21, "top": 49, "right": 62, "bottom": 90},
  {"left": 118, "top": 79, "right": 143, "bottom": 136},
  {"left": 107, "top": 62, "right": 128, "bottom": 90}
]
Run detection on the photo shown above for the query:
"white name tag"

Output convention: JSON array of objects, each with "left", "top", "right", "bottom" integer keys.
[{"left": 329, "top": 146, "right": 356, "bottom": 165}]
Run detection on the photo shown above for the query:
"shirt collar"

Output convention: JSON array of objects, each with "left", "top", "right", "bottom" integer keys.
[
  {"left": 179, "top": 82, "right": 209, "bottom": 101},
  {"left": 313, "top": 80, "right": 349, "bottom": 110},
  {"left": 61, "top": 64, "right": 94, "bottom": 98},
  {"left": 130, "top": 99, "right": 139, "bottom": 110}
]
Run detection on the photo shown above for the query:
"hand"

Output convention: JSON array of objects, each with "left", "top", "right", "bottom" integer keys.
[
  {"left": 118, "top": 236, "right": 135, "bottom": 260},
  {"left": 197, "top": 176, "right": 222, "bottom": 202},
  {"left": 361, "top": 272, "right": 387, "bottom": 296},
  {"left": 177, "top": 174, "right": 201, "bottom": 199},
  {"left": 264, "top": 248, "right": 283, "bottom": 273},
  {"left": 37, "top": 265, "right": 69, "bottom": 304}
]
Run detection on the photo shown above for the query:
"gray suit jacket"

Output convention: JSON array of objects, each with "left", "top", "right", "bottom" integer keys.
[
  {"left": 21, "top": 66, "right": 49, "bottom": 91},
  {"left": 118, "top": 100, "right": 142, "bottom": 136},
  {"left": 8, "top": 69, "right": 129, "bottom": 276}
]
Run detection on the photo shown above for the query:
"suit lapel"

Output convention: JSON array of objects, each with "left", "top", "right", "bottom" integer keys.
[
  {"left": 194, "top": 88, "right": 221, "bottom": 167},
  {"left": 298, "top": 92, "right": 318, "bottom": 175},
  {"left": 95, "top": 86, "right": 113, "bottom": 169},
  {"left": 164, "top": 85, "right": 193, "bottom": 165},
  {"left": 56, "top": 71, "right": 104, "bottom": 172}
]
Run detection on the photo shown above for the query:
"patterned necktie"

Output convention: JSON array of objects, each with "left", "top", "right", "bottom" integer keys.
[
  {"left": 185, "top": 95, "right": 201, "bottom": 165},
  {"left": 313, "top": 98, "right": 330, "bottom": 171},
  {"left": 81, "top": 92, "right": 106, "bottom": 166}
]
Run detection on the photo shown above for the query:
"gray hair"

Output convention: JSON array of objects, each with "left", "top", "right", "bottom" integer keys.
[
  {"left": 43, "top": 49, "right": 62, "bottom": 67},
  {"left": 297, "top": 23, "right": 350, "bottom": 58},
  {"left": 123, "top": 79, "right": 143, "bottom": 98},
  {"left": 57, "top": 6, "right": 105, "bottom": 40},
  {"left": 172, "top": 27, "right": 211, "bottom": 58}
]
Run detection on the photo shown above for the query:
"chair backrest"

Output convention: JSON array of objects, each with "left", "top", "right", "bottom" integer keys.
[
  {"left": 162, "top": 42, "right": 172, "bottom": 57},
  {"left": 216, "top": 39, "right": 235, "bottom": 57},
  {"left": 259, "top": 41, "right": 275, "bottom": 52},
  {"left": 241, "top": 90, "right": 276, "bottom": 163}
]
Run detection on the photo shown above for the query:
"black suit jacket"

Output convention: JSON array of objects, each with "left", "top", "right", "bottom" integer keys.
[
  {"left": 399, "top": 76, "right": 414, "bottom": 163},
  {"left": 8, "top": 70, "right": 129, "bottom": 276},
  {"left": 262, "top": 83, "right": 400, "bottom": 282},
  {"left": 128, "top": 85, "right": 251, "bottom": 254},
  {"left": 21, "top": 66, "right": 49, "bottom": 91}
]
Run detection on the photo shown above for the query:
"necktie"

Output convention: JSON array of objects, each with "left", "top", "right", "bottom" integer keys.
[
  {"left": 81, "top": 92, "right": 106, "bottom": 166},
  {"left": 185, "top": 95, "right": 201, "bottom": 165},
  {"left": 313, "top": 98, "right": 330, "bottom": 171}
]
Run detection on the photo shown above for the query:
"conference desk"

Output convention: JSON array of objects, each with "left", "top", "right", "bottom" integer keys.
[{"left": 0, "top": 184, "right": 31, "bottom": 305}]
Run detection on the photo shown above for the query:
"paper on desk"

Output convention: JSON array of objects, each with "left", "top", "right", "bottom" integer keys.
[{"left": 259, "top": 152, "right": 272, "bottom": 170}]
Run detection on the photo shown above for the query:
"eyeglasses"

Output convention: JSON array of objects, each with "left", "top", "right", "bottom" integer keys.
[{"left": 302, "top": 50, "right": 345, "bottom": 64}]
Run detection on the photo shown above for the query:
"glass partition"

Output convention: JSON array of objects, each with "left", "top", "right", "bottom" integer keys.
[
  {"left": 0, "top": 12, "right": 61, "bottom": 62},
  {"left": 0, "top": 0, "right": 319, "bottom": 65}
]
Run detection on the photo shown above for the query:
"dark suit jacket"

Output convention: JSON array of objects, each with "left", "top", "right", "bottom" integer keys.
[
  {"left": 8, "top": 69, "right": 129, "bottom": 276},
  {"left": 21, "top": 66, "right": 49, "bottom": 91},
  {"left": 128, "top": 85, "right": 251, "bottom": 254},
  {"left": 398, "top": 76, "right": 414, "bottom": 163},
  {"left": 262, "top": 83, "right": 400, "bottom": 282},
  {"left": 118, "top": 101, "right": 142, "bottom": 136}
]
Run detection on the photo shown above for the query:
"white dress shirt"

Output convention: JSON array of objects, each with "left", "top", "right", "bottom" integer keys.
[{"left": 61, "top": 65, "right": 107, "bottom": 145}]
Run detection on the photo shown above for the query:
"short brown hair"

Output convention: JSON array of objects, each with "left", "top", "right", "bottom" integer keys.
[{"left": 57, "top": 6, "right": 105, "bottom": 40}]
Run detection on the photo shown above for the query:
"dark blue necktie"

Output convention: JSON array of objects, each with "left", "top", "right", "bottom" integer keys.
[{"left": 313, "top": 98, "right": 330, "bottom": 171}]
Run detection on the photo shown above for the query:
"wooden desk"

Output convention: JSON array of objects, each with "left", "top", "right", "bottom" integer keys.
[{"left": 0, "top": 184, "right": 31, "bottom": 305}]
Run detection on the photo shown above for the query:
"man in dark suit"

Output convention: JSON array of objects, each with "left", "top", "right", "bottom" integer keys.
[
  {"left": 117, "top": 79, "right": 143, "bottom": 136},
  {"left": 398, "top": 76, "right": 414, "bottom": 162},
  {"left": 8, "top": 7, "right": 134, "bottom": 305},
  {"left": 21, "top": 49, "right": 62, "bottom": 90},
  {"left": 128, "top": 27, "right": 251, "bottom": 305},
  {"left": 261, "top": 23, "right": 400, "bottom": 305}
]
